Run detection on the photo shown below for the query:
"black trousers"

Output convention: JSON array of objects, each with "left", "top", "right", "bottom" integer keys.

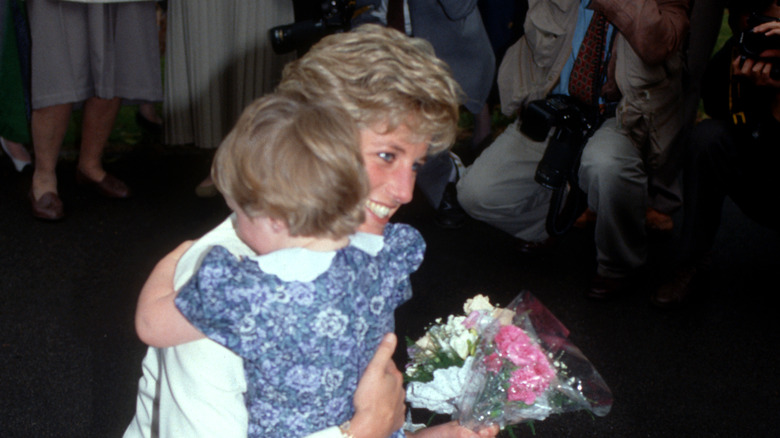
[{"left": 680, "top": 118, "right": 779, "bottom": 262}]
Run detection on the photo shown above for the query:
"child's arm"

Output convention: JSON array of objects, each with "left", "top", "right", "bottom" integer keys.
[{"left": 135, "top": 241, "right": 206, "bottom": 348}]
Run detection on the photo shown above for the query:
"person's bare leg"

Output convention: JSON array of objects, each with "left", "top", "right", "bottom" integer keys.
[
  {"left": 138, "top": 102, "right": 162, "bottom": 125},
  {"left": 470, "top": 103, "right": 491, "bottom": 152},
  {"left": 1, "top": 137, "right": 32, "bottom": 171},
  {"left": 30, "top": 103, "right": 73, "bottom": 199},
  {"left": 78, "top": 96, "right": 121, "bottom": 181}
]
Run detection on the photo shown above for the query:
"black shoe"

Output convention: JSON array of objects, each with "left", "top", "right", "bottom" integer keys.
[
  {"left": 587, "top": 274, "right": 629, "bottom": 300},
  {"left": 514, "top": 237, "right": 556, "bottom": 255},
  {"left": 434, "top": 182, "right": 467, "bottom": 229}
]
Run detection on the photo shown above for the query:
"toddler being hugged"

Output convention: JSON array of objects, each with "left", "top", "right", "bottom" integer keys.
[{"left": 135, "top": 92, "right": 423, "bottom": 437}]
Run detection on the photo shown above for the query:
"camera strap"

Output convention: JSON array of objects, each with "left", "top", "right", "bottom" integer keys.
[
  {"left": 729, "top": 47, "right": 749, "bottom": 126},
  {"left": 543, "top": 119, "right": 601, "bottom": 237}
]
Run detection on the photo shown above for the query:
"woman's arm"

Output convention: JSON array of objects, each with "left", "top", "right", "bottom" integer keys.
[{"left": 135, "top": 240, "right": 206, "bottom": 347}]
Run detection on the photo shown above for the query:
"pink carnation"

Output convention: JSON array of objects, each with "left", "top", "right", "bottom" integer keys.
[
  {"left": 495, "top": 325, "right": 555, "bottom": 405},
  {"left": 484, "top": 353, "right": 503, "bottom": 373},
  {"left": 495, "top": 325, "right": 534, "bottom": 366}
]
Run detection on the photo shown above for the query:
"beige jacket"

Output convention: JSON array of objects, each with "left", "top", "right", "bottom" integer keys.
[{"left": 497, "top": 0, "right": 692, "bottom": 170}]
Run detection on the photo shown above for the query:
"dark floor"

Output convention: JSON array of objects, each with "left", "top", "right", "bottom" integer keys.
[{"left": 1, "top": 143, "right": 779, "bottom": 438}]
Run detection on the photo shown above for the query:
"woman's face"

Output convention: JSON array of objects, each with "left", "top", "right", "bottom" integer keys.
[{"left": 358, "top": 124, "right": 430, "bottom": 235}]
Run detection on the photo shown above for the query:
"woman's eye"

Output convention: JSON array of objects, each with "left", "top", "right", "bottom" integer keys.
[{"left": 378, "top": 152, "right": 395, "bottom": 163}]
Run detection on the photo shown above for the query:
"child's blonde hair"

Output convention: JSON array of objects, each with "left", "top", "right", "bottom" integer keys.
[
  {"left": 278, "top": 24, "right": 462, "bottom": 155},
  {"left": 212, "top": 92, "right": 367, "bottom": 238}
]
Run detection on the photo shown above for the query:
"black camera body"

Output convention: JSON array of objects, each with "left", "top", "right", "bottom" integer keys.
[
  {"left": 520, "top": 95, "right": 592, "bottom": 190},
  {"left": 519, "top": 95, "right": 597, "bottom": 236},
  {"left": 269, "top": 0, "right": 354, "bottom": 55},
  {"left": 737, "top": 13, "right": 780, "bottom": 80}
]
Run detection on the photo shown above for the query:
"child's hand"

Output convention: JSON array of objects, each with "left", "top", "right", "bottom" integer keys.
[{"left": 350, "top": 333, "right": 406, "bottom": 438}]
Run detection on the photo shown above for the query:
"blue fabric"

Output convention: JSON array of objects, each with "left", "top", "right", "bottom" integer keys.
[{"left": 176, "top": 223, "right": 425, "bottom": 438}]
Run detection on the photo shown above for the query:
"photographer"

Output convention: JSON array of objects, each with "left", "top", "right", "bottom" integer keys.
[
  {"left": 456, "top": 0, "right": 691, "bottom": 298},
  {"left": 651, "top": 0, "right": 780, "bottom": 307}
]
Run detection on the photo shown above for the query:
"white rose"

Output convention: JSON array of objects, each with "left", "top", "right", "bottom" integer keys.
[
  {"left": 463, "top": 294, "right": 495, "bottom": 314},
  {"left": 492, "top": 308, "right": 515, "bottom": 326},
  {"left": 415, "top": 332, "right": 435, "bottom": 352},
  {"left": 448, "top": 330, "right": 475, "bottom": 360},
  {"left": 444, "top": 315, "right": 466, "bottom": 334}
]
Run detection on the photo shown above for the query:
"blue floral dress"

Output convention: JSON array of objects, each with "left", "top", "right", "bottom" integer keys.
[{"left": 175, "top": 223, "right": 425, "bottom": 438}]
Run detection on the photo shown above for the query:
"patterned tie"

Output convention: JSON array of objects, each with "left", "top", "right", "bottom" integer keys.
[{"left": 569, "top": 12, "right": 608, "bottom": 106}]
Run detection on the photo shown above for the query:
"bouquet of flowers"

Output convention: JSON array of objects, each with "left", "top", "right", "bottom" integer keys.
[{"left": 405, "top": 292, "right": 612, "bottom": 431}]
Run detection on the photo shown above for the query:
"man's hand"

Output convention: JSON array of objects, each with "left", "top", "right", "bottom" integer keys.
[
  {"left": 733, "top": 20, "right": 780, "bottom": 88},
  {"left": 350, "top": 333, "right": 406, "bottom": 438}
]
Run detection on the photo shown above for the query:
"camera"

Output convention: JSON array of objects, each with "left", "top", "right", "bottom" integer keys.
[
  {"left": 520, "top": 95, "right": 592, "bottom": 190},
  {"left": 269, "top": 0, "right": 355, "bottom": 55},
  {"left": 737, "top": 12, "right": 780, "bottom": 80},
  {"left": 519, "top": 95, "right": 599, "bottom": 236}
]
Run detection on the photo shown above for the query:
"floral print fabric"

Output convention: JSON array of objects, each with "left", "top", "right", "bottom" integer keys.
[{"left": 175, "top": 223, "right": 424, "bottom": 437}]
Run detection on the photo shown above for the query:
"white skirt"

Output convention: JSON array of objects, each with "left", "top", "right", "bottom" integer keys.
[{"left": 163, "top": 0, "right": 295, "bottom": 149}]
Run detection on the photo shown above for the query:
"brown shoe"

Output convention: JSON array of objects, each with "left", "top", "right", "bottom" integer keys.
[
  {"left": 573, "top": 208, "right": 596, "bottom": 229},
  {"left": 646, "top": 207, "right": 673, "bottom": 233},
  {"left": 651, "top": 257, "right": 710, "bottom": 308},
  {"left": 651, "top": 266, "right": 698, "bottom": 308},
  {"left": 76, "top": 170, "right": 132, "bottom": 198},
  {"left": 587, "top": 274, "right": 628, "bottom": 300},
  {"left": 29, "top": 190, "right": 64, "bottom": 221}
]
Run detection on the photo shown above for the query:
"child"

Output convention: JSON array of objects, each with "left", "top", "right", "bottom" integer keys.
[{"left": 134, "top": 92, "right": 424, "bottom": 438}]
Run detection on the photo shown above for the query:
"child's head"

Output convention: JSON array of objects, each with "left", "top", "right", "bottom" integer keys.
[
  {"left": 278, "top": 24, "right": 462, "bottom": 155},
  {"left": 212, "top": 92, "right": 367, "bottom": 239}
]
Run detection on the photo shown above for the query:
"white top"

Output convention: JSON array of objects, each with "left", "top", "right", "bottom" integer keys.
[{"left": 123, "top": 216, "right": 384, "bottom": 438}]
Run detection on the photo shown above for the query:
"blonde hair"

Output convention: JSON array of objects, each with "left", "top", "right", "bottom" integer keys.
[
  {"left": 212, "top": 93, "right": 367, "bottom": 238},
  {"left": 278, "top": 24, "right": 462, "bottom": 155}
]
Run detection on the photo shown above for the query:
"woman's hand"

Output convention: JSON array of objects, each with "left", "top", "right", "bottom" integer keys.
[
  {"left": 350, "top": 333, "right": 406, "bottom": 438},
  {"left": 407, "top": 421, "right": 500, "bottom": 438}
]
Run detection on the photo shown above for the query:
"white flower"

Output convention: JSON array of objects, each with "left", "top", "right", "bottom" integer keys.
[
  {"left": 238, "top": 314, "right": 257, "bottom": 335},
  {"left": 463, "top": 294, "right": 495, "bottom": 314},
  {"left": 448, "top": 331, "right": 473, "bottom": 360},
  {"left": 415, "top": 332, "right": 435, "bottom": 352},
  {"left": 353, "top": 316, "right": 369, "bottom": 340},
  {"left": 492, "top": 308, "right": 515, "bottom": 326},
  {"left": 441, "top": 315, "right": 477, "bottom": 360},
  {"left": 312, "top": 308, "right": 349, "bottom": 339},
  {"left": 369, "top": 296, "right": 385, "bottom": 315},
  {"left": 321, "top": 368, "right": 344, "bottom": 393}
]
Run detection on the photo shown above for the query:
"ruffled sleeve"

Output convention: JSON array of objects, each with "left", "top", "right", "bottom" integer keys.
[
  {"left": 175, "top": 245, "right": 271, "bottom": 359},
  {"left": 383, "top": 223, "right": 425, "bottom": 270},
  {"left": 380, "top": 223, "right": 426, "bottom": 306}
]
